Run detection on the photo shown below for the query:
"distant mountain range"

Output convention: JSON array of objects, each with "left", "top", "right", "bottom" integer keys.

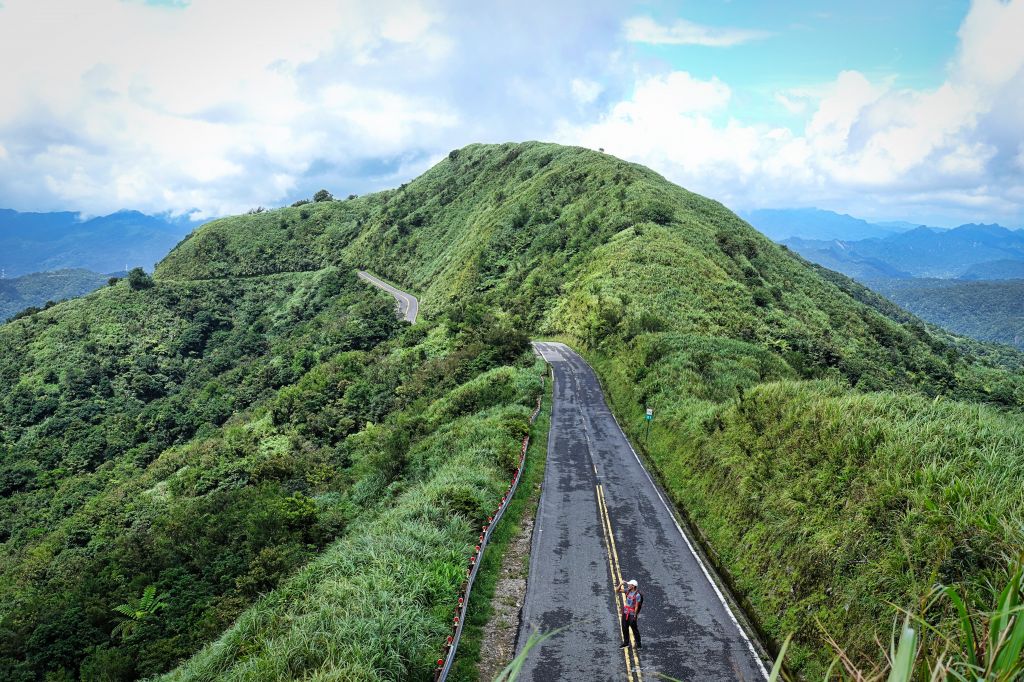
[
  {"left": 743, "top": 209, "right": 1024, "bottom": 280},
  {"left": 782, "top": 224, "right": 1024, "bottom": 280},
  {"left": 743, "top": 208, "right": 1024, "bottom": 349},
  {"left": 0, "top": 208, "right": 198, "bottom": 278},
  {"left": 740, "top": 208, "right": 923, "bottom": 241}
]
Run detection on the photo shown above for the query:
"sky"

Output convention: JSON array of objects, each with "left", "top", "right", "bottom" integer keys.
[{"left": 0, "top": 0, "right": 1021, "bottom": 227}]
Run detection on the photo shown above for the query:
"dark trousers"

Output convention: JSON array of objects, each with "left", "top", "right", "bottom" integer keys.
[{"left": 621, "top": 613, "right": 641, "bottom": 646}]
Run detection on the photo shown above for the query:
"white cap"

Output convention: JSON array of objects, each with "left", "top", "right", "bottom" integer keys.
[{"left": 627, "top": 579, "right": 638, "bottom": 586}]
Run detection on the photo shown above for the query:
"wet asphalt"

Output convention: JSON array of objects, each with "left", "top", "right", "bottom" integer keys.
[{"left": 516, "top": 342, "right": 768, "bottom": 682}]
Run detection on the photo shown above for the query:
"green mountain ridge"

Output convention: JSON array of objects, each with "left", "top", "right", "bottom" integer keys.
[{"left": 3, "top": 142, "right": 1023, "bottom": 680}]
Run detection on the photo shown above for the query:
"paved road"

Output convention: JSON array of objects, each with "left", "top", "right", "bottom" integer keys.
[
  {"left": 356, "top": 270, "right": 418, "bottom": 323},
  {"left": 517, "top": 342, "right": 768, "bottom": 682}
]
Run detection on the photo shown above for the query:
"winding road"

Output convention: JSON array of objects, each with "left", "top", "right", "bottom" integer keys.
[
  {"left": 357, "top": 273, "right": 768, "bottom": 681},
  {"left": 357, "top": 270, "right": 419, "bottom": 323}
]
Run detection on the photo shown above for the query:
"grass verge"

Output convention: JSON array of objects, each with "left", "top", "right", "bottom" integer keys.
[{"left": 448, "top": 359, "right": 552, "bottom": 682}]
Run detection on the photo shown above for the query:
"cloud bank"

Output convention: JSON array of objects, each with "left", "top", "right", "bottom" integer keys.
[
  {"left": 0, "top": 0, "right": 1020, "bottom": 226},
  {"left": 561, "top": 0, "right": 1024, "bottom": 226}
]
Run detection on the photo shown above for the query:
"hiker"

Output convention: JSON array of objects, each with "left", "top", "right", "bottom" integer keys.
[{"left": 616, "top": 579, "right": 643, "bottom": 649}]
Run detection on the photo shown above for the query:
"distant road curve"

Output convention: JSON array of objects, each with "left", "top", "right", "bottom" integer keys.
[{"left": 357, "top": 270, "right": 418, "bottom": 323}]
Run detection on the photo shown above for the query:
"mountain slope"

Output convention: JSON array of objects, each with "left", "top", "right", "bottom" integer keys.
[
  {"left": 0, "top": 262, "right": 539, "bottom": 680},
  {"left": 868, "top": 277, "right": 1024, "bottom": 350},
  {"left": 162, "top": 141, "right": 1024, "bottom": 676},
  {"left": 5, "top": 142, "right": 1024, "bottom": 679}
]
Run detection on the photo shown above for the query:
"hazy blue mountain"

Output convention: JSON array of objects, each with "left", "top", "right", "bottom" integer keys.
[
  {"left": 850, "top": 224, "right": 1024, "bottom": 278},
  {"left": 0, "top": 208, "right": 198, "bottom": 277},
  {"left": 742, "top": 208, "right": 911, "bottom": 241},
  {"left": 0, "top": 268, "right": 116, "bottom": 321},
  {"left": 783, "top": 223, "right": 1024, "bottom": 279},
  {"left": 783, "top": 238, "right": 913, "bottom": 280},
  {"left": 873, "top": 220, "right": 937, "bottom": 232}
]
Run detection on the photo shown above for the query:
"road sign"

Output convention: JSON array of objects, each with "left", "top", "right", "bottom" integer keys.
[{"left": 645, "top": 408, "right": 653, "bottom": 421}]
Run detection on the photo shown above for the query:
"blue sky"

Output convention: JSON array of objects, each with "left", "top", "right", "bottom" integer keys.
[
  {"left": 634, "top": 1, "right": 967, "bottom": 125},
  {"left": 0, "top": 0, "right": 1021, "bottom": 227}
]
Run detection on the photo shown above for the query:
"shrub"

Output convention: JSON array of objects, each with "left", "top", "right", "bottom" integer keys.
[
  {"left": 313, "top": 189, "right": 333, "bottom": 202},
  {"left": 126, "top": 268, "right": 154, "bottom": 291}
]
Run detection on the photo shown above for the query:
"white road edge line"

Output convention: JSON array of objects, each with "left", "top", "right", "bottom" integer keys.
[{"left": 561, "top": 343, "right": 771, "bottom": 681}]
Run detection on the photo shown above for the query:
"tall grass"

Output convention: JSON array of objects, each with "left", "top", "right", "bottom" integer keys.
[
  {"left": 153, "top": 140, "right": 1024, "bottom": 675},
  {"left": 161, "top": 372, "right": 540, "bottom": 681}
]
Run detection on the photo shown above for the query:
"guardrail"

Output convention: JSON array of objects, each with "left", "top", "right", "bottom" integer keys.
[{"left": 434, "top": 378, "right": 545, "bottom": 681}]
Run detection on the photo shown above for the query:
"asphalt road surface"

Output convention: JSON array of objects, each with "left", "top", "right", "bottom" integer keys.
[
  {"left": 517, "top": 342, "right": 768, "bottom": 682},
  {"left": 356, "top": 270, "right": 419, "bottom": 323}
]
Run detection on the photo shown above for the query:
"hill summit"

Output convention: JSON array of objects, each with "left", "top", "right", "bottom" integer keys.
[{"left": 3, "top": 142, "right": 1023, "bottom": 679}]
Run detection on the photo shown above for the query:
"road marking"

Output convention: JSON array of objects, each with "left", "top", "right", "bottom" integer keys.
[
  {"left": 574, "top": 363, "right": 643, "bottom": 681},
  {"left": 564, "top": 345, "right": 770, "bottom": 680},
  {"left": 596, "top": 483, "right": 643, "bottom": 681}
]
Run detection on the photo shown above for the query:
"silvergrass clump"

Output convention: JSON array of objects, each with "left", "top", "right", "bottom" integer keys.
[{"left": 760, "top": 560, "right": 1024, "bottom": 681}]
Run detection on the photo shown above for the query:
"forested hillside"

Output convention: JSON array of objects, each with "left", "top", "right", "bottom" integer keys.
[
  {"left": 868, "top": 277, "right": 1024, "bottom": 350},
  {"left": 162, "top": 141, "right": 1024, "bottom": 676},
  {"left": 0, "top": 261, "right": 539, "bottom": 679},
  {"left": 3, "top": 141, "right": 1023, "bottom": 679}
]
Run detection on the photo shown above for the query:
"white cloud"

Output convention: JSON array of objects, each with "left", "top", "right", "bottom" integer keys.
[
  {"left": 774, "top": 93, "right": 807, "bottom": 115},
  {"left": 624, "top": 15, "right": 770, "bottom": 47},
  {"left": 571, "top": 78, "right": 603, "bottom": 105},
  {"left": 0, "top": 0, "right": 456, "bottom": 217},
  {"left": 559, "top": 1, "right": 1024, "bottom": 225},
  {"left": 0, "top": 0, "right": 1020, "bottom": 228}
]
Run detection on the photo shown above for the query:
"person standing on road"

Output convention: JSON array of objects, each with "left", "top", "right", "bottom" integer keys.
[{"left": 616, "top": 579, "right": 643, "bottom": 649}]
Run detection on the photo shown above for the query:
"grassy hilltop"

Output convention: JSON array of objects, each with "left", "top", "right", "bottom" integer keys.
[{"left": 2, "top": 141, "right": 1023, "bottom": 679}]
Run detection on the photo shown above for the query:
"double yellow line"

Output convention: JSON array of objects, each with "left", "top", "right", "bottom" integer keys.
[{"left": 596, "top": 482, "right": 643, "bottom": 681}]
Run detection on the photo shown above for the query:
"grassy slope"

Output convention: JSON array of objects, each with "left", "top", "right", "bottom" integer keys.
[
  {"left": 162, "top": 141, "right": 1024, "bottom": 676},
  {"left": 162, "top": 364, "right": 543, "bottom": 681}
]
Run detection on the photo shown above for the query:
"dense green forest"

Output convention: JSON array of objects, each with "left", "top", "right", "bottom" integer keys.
[
  {"left": 868, "top": 277, "right": 1024, "bottom": 350},
  {"left": 3, "top": 141, "right": 1023, "bottom": 679},
  {"left": 0, "top": 269, "right": 112, "bottom": 321},
  {"left": 0, "top": 261, "right": 539, "bottom": 679}
]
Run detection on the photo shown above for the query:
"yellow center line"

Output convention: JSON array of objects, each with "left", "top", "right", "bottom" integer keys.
[{"left": 596, "top": 483, "right": 643, "bottom": 680}]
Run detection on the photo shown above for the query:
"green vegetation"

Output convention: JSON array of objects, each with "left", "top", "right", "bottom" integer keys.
[
  {"left": 448, "top": 371, "right": 550, "bottom": 682},
  {"left": 867, "top": 277, "right": 1024, "bottom": 350},
  {"left": 0, "top": 257, "right": 541, "bottom": 679},
  {"left": 162, "top": 141, "right": 1024, "bottom": 675},
  {"left": 4, "top": 141, "right": 1023, "bottom": 679},
  {"left": 0, "top": 268, "right": 112, "bottom": 321}
]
